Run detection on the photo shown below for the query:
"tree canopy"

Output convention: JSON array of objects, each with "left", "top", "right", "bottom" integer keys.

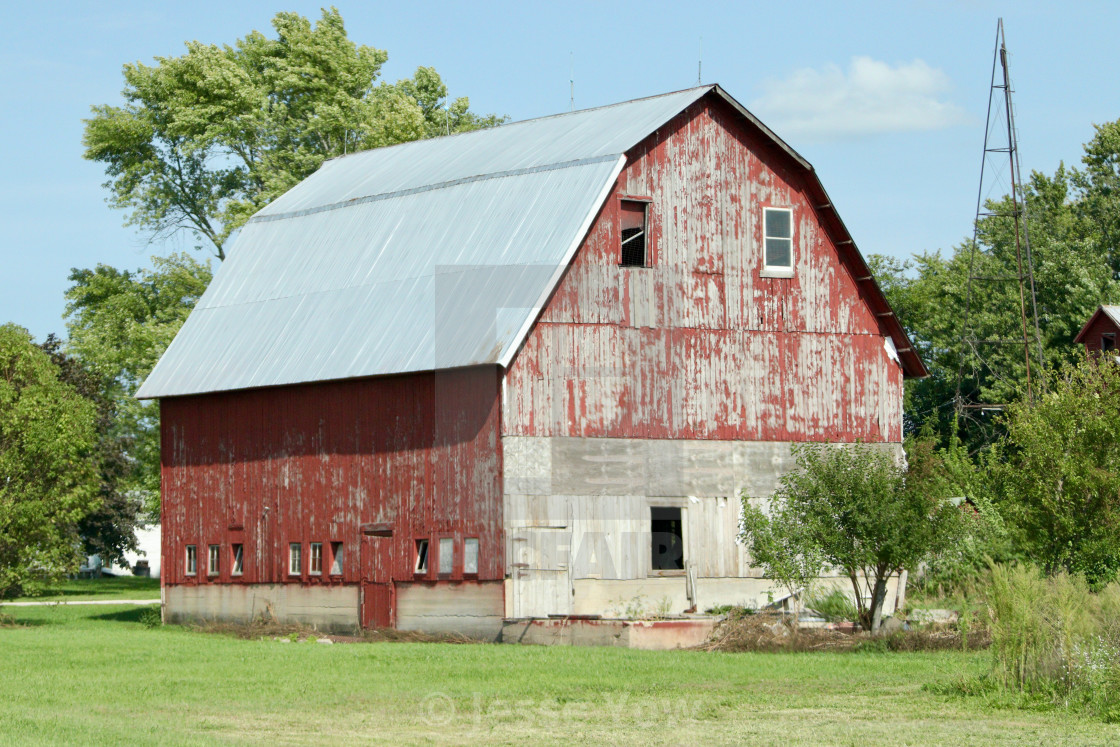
[
  {"left": 64, "top": 252, "right": 212, "bottom": 514},
  {"left": 741, "top": 440, "right": 961, "bottom": 632},
  {"left": 988, "top": 356, "right": 1120, "bottom": 588},
  {"left": 83, "top": 8, "right": 504, "bottom": 259},
  {"left": 0, "top": 325, "right": 101, "bottom": 597}
]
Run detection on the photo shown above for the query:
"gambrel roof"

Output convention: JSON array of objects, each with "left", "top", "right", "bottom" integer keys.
[{"left": 137, "top": 85, "right": 924, "bottom": 399}]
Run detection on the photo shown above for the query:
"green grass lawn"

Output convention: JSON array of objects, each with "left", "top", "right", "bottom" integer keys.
[
  {"left": 4, "top": 576, "right": 160, "bottom": 603},
  {"left": 0, "top": 604, "right": 1116, "bottom": 746}
]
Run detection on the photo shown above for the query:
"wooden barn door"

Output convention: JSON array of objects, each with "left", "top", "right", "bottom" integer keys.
[{"left": 360, "top": 528, "right": 394, "bottom": 628}]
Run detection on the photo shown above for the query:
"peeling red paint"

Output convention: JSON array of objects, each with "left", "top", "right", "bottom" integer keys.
[
  {"left": 504, "top": 97, "right": 904, "bottom": 443},
  {"left": 161, "top": 367, "right": 504, "bottom": 627}
]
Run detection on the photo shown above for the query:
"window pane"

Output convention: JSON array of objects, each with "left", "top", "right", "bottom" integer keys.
[
  {"left": 186, "top": 545, "right": 196, "bottom": 575},
  {"left": 232, "top": 544, "right": 243, "bottom": 575},
  {"left": 330, "top": 542, "right": 344, "bottom": 575},
  {"left": 208, "top": 545, "right": 220, "bottom": 575},
  {"left": 464, "top": 538, "right": 479, "bottom": 574},
  {"left": 310, "top": 543, "right": 322, "bottom": 575},
  {"left": 765, "top": 237, "right": 792, "bottom": 268},
  {"left": 289, "top": 543, "right": 301, "bottom": 575},
  {"left": 620, "top": 200, "right": 647, "bottom": 267},
  {"left": 439, "top": 538, "right": 454, "bottom": 574},
  {"left": 415, "top": 540, "right": 429, "bottom": 574},
  {"left": 765, "top": 208, "right": 791, "bottom": 239}
]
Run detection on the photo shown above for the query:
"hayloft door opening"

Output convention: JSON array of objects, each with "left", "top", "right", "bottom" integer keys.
[{"left": 360, "top": 528, "right": 394, "bottom": 629}]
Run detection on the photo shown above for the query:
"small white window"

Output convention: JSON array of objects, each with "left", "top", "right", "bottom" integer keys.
[
  {"left": 208, "top": 544, "right": 220, "bottom": 576},
  {"left": 309, "top": 542, "right": 323, "bottom": 575},
  {"left": 330, "top": 542, "right": 344, "bottom": 575},
  {"left": 185, "top": 545, "right": 197, "bottom": 576},
  {"left": 464, "top": 538, "right": 479, "bottom": 575},
  {"left": 438, "top": 538, "right": 454, "bottom": 575},
  {"left": 763, "top": 207, "right": 793, "bottom": 272},
  {"left": 289, "top": 543, "right": 302, "bottom": 576},
  {"left": 415, "top": 539, "right": 429, "bottom": 574},
  {"left": 231, "top": 544, "right": 243, "bottom": 576}
]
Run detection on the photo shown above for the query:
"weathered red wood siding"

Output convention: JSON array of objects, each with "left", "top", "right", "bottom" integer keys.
[
  {"left": 1079, "top": 314, "right": 1120, "bottom": 353},
  {"left": 161, "top": 367, "right": 503, "bottom": 588},
  {"left": 504, "top": 95, "right": 903, "bottom": 442}
]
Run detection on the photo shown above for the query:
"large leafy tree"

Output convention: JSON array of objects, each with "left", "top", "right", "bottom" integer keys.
[
  {"left": 83, "top": 8, "right": 504, "bottom": 259},
  {"left": 64, "top": 253, "right": 212, "bottom": 515},
  {"left": 741, "top": 439, "right": 961, "bottom": 632},
  {"left": 0, "top": 325, "right": 100, "bottom": 597},
  {"left": 40, "top": 335, "right": 143, "bottom": 568},
  {"left": 988, "top": 356, "right": 1120, "bottom": 588},
  {"left": 872, "top": 159, "right": 1120, "bottom": 450}
]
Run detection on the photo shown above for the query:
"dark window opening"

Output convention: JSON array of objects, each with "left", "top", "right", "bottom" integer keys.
[
  {"left": 1103, "top": 334, "right": 1115, "bottom": 352},
  {"left": 621, "top": 200, "right": 648, "bottom": 267},
  {"left": 415, "top": 539, "right": 429, "bottom": 575},
  {"left": 651, "top": 507, "right": 684, "bottom": 570},
  {"left": 231, "top": 544, "right": 243, "bottom": 576}
]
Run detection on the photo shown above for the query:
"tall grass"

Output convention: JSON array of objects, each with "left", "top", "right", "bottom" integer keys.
[{"left": 986, "top": 564, "right": 1120, "bottom": 721}]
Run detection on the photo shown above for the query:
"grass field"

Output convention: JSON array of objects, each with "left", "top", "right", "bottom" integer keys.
[
  {"left": 5, "top": 576, "right": 160, "bottom": 603},
  {"left": 1, "top": 604, "right": 1117, "bottom": 745}
]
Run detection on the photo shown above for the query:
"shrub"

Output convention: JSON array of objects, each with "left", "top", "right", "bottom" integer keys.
[
  {"left": 138, "top": 607, "right": 162, "bottom": 629},
  {"left": 805, "top": 588, "right": 858, "bottom": 624}
]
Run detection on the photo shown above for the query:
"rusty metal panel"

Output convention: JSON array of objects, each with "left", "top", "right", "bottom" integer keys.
[
  {"left": 503, "top": 97, "right": 905, "bottom": 444},
  {"left": 160, "top": 367, "right": 504, "bottom": 594}
]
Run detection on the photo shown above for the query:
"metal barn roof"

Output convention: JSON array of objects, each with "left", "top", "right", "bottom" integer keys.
[
  {"left": 137, "top": 87, "right": 711, "bottom": 398},
  {"left": 138, "top": 84, "right": 925, "bottom": 399}
]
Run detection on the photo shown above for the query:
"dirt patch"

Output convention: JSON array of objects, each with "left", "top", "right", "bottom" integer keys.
[
  {"left": 702, "top": 613, "right": 990, "bottom": 653},
  {"left": 185, "top": 619, "right": 484, "bottom": 645}
]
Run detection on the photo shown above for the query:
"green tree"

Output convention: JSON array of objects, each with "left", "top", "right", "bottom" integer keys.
[
  {"left": 0, "top": 325, "right": 100, "bottom": 598},
  {"left": 40, "top": 335, "right": 143, "bottom": 568},
  {"left": 64, "top": 252, "right": 212, "bottom": 514},
  {"left": 740, "top": 439, "right": 961, "bottom": 632},
  {"left": 872, "top": 164, "right": 1120, "bottom": 451},
  {"left": 83, "top": 8, "right": 504, "bottom": 259},
  {"left": 989, "top": 356, "right": 1120, "bottom": 588}
]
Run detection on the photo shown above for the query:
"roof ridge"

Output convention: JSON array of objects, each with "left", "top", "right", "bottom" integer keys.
[{"left": 319, "top": 85, "right": 715, "bottom": 166}]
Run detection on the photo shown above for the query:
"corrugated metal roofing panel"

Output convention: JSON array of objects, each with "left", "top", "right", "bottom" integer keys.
[{"left": 138, "top": 154, "right": 626, "bottom": 397}]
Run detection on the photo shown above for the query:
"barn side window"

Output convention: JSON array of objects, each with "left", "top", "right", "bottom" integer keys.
[
  {"left": 620, "top": 200, "right": 649, "bottom": 267},
  {"left": 414, "top": 539, "right": 429, "bottom": 574},
  {"left": 651, "top": 507, "right": 685, "bottom": 571},
  {"left": 289, "top": 543, "right": 302, "bottom": 576},
  {"left": 1103, "top": 333, "right": 1115, "bottom": 352},
  {"left": 438, "top": 538, "right": 454, "bottom": 575},
  {"left": 185, "top": 545, "right": 197, "bottom": 576},
  {"left": 463, "top": 538, "right": 479, "bottom": 575},
  {"left": 208, "top": 545, "right": 220, "bottom": 576},
  {"left": 330, "top": 542, "right": 344, "bottom": 575},
  {"left": 763, "top": 207, "right": 793, "bottom": 272},
  {"left": 231, "top": 544, "right": 244, "bottom": 576},
  {"left": 309, "top": 542, "right": 323, "bottom": 575}
]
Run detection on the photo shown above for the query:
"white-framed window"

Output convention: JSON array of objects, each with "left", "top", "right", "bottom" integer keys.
[
  {"left": 289, "top": 543, "right": 302, "bottom": 576},
  {"left": 415, "top": 539, "right": 429, "bottom": 575},
  {"left": 185, "top": 545, "right": 197, "bottom": 576},
  {"left": 208, "top": 544, "right": 220, "bottom": 576},
  {"left": 763, "top": 207, "right": 793, "bottom": 274},
  {"left": 463, "top": 538, "right": 479, "bottom": 575},
  {"left": 231, "top": 544, "right": 243, "bottom": 576},
  {"left": 330, "top": 542, "right": 344, "bottom": 575},
  {"left": 309, "top": 542, "right": 323, "bottom": 576},
  {"left": 438, "top": 538, "right": 454, "bottom": 575},
  {"left": 620, "top": 199, "right": 650, "bottom": 267}
]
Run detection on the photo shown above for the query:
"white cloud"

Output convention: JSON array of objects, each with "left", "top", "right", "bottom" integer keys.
[{"left": 749, "top": 56, "right": 970, "bottom": 141}]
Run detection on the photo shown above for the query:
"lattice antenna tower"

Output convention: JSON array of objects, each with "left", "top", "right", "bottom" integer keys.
[{"left": 955, "top": 18, "right": 1044, "bottom": 425}]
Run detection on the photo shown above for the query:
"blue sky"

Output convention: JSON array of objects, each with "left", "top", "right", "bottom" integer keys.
[{"left": 3, "top": 1, "right": 1118, "bottom": 341}]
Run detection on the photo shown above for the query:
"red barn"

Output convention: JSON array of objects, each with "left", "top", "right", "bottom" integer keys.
[
  {"left": 1075, "top": 305, "right": 1120, "bottom": 355},
  {"left": 138, "top": 85, "right": 925, "bottom": 637}
]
